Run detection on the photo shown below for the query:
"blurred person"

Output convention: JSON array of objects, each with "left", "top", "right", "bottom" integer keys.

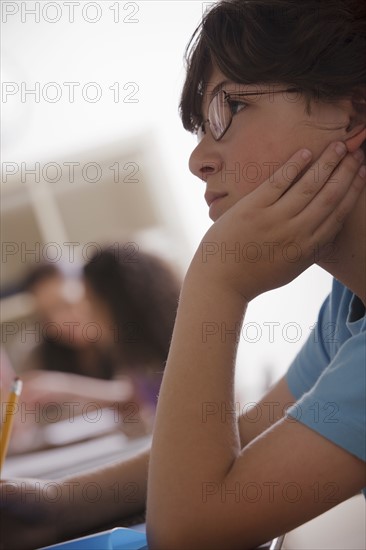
[
  {"left": 82, "top": 246, "right": 181, "bottom": 432},
  {"left": 15, "top": 246, "right": 180, "bottom": 440},
  {"left": 21, "top": 262, "right": 110, "bottom": 377}
]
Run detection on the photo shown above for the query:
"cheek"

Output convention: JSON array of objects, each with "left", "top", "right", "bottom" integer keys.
[
  {"left": 239, "top": 124, "right": 313, "bottom": 187},
  {"left": 230, "top": 137, "right": 279, "bottom": 196},
  {"left": 226, "top": 107, "right": 332, "bottom": 198}
]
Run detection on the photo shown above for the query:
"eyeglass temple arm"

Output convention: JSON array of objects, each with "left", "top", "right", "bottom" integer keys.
[{"left": 223, "top": 88, "right": 301, "bottom": 97}]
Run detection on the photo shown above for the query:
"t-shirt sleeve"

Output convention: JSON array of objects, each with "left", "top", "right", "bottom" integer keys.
[
  {"left": 285, "top": 296, "right": 366, "bottom": 461},
  {"left": 286, "top": 294, "right": 331, "bottom": 400}
]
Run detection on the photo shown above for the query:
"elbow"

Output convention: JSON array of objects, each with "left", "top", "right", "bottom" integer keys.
[
  {"left": 147, "top": 528, "right": 265, "bottom": 550},
  {"left": 146, "top": 515, "right": 185, "bottom": 550},
  {"left": 146, "top": 514, "right": 235, "bottom": 550},
  {"left": 147, "top": 526, "right": 209, "bottom": 550},
  {"left": 146, "top": 513, "right": 208, "bottom": 550},
  {"left": 146, "top": 509, "right": 265, "bottom": 550},
  {"left": 146, "top": 531, "right": 184, "bottom": 550}
]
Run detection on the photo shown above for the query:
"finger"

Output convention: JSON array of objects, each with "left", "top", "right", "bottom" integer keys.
[
  {"left": 278, "top": 141, "right": 355, "bottom": 216},
  {"left": 310, "top": 161, "right": 366, "bottom": 244},
  {"left": 257, "top": 148, "right": 313, "bottom": 205},
  {"left": 300, "top": 149, "right": 365, "bottom": 232}
]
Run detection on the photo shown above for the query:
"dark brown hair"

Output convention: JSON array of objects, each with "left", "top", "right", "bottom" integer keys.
[
  {"left": 83, "top": 247, "right": 181, "bottom": 366},
  {"left": 180, "top": 0, "right": 366, "bottom": 144}
]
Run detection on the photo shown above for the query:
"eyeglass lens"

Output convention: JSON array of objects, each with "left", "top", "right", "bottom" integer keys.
[{"left": 209, "top": 90, "right": 230, "bottom": 140}]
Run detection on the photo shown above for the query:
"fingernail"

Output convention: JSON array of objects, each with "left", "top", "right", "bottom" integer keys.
[
  {"left": 301, "top": 149, "right": 312, "bottom": 160},
  {"left": 358, "top": 164, "right": 366, "bottom": 178},
  {"left": 335, "top": 142, "right": 347, "bottom": 156},
  {"left": 353, "top": 149, "right": 364, "bottom": 162}
]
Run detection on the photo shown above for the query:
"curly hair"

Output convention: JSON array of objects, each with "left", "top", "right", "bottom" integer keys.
[
  {"left": 83, "top": 246, "right": 181, "bottom": 367},
  {"left": 180, "top": 0, "right": 366, "bottom": 149}
]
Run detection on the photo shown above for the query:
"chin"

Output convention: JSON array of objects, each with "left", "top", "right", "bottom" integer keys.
[
  {"left": 209, "top": 210, "right": 225, "bottom": 222},
  {"left": 208, "top": 197, "right": 232, "bottom": 222}
]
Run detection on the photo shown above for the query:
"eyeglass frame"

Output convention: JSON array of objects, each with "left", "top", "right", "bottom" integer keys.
[{"left": 197, "top": 87, "right": 302, "bottom": 142}]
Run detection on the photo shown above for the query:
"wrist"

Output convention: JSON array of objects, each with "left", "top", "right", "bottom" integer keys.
[{"left": 185, "top": 258, "right": 250, "bottom": 309}]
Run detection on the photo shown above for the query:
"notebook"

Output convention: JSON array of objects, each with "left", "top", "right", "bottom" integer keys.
[{"left": 38, "top": 527, "right": 148, "bottom": 550}]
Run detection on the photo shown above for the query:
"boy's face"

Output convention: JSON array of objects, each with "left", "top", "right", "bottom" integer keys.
[{"left": 189, "top": 66, "right": 352, "bottom": 222}]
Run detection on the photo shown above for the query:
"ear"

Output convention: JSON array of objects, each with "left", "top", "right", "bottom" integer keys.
[{"left": 344, "top": 124, "right": 366, "bottom": 153}]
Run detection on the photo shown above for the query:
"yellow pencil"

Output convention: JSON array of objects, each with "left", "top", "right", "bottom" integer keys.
[{"left": 0, "top": 377, "right": 23, "bottom": 472}]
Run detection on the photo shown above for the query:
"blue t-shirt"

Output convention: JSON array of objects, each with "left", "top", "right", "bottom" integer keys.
[{"left": 285, "top": 278, "right": 366, "bottom": 496}]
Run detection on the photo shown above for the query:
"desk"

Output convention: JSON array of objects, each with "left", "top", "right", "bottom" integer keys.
[
  {"left": 3, "top": 432, "right": 152, "bottom": 480},
  {"left": 3, "top": 432, "right": 284, "bottom": 550}
]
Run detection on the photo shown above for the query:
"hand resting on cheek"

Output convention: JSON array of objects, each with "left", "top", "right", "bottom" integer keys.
[{"left": 190, "top": 141, "right": 366, "bottom": 303}]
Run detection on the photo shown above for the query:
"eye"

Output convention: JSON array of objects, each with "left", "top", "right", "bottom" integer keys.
[{"left": 226, "top": 97, "right": 248, "bottom": 116}]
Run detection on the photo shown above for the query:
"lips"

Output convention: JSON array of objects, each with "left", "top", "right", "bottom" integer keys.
[{"left": 204, "top": 191, "right": 228, "bottom": 208}]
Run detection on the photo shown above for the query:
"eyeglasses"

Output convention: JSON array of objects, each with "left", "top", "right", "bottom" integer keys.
[{"left": 197, "top": 87, "right": 301, "bottom": 142}]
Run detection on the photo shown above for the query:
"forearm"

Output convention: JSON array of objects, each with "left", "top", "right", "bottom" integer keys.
[
  {"left": 1, "top": 448, "right": 150, "bottom": 550},
  {"left": 147, "top": 268, "right": 247, "bottom": 526},
  {"left": 57, "top": 448, "right": 150, "bottom": 540}
]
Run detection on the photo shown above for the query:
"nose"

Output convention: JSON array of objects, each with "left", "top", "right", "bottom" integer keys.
[{"left": 188, "top": 136, "right": 223, "bottom": 182}]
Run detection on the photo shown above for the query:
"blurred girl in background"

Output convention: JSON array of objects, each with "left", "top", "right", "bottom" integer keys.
[{"left": 17, "top": 245, "right": 180, "bottom": 439}]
